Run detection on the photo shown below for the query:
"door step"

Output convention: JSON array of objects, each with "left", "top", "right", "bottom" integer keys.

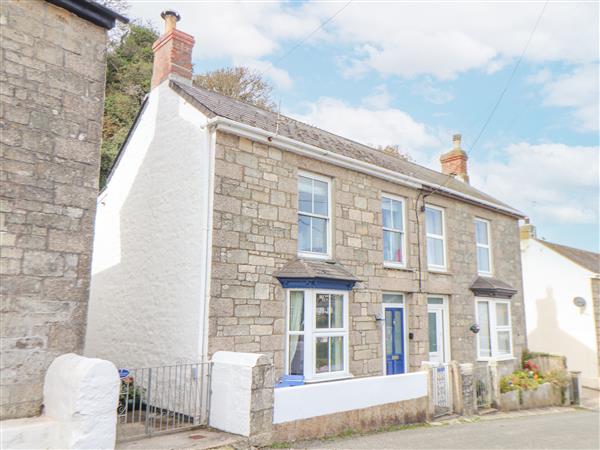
[{"left": 478, "top": 407, "right": 499, "bottom": 416}]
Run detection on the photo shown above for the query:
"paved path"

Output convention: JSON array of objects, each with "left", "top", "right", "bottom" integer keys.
[{"left": 293, "top": 409, "right": 599, "bottom": 449}]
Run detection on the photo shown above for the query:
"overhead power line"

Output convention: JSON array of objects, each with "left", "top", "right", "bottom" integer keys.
[
  {"left": 260, "top": 0, "right": 353, "bottom": 78},
  {"left": 468, "top": 0, "right": 549, "bottom": 155}
]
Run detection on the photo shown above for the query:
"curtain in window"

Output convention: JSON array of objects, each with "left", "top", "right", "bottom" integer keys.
[{"left": 289, "top": 291, "right": 304, "bottom": 375}]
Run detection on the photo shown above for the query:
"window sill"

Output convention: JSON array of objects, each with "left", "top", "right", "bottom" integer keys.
[
  {"left": 297, "top": 252, "right": 332, "bottom": 261},
  {"left": 428, "top": 268, "right": 452, "bottom": 275},
  {"left": 383, "top": 262, "right": 415, "bottom": 272},
  {"left": 304, "top": 373, "right": 354, "bottom": 384},
  {"left": 477, "top": 355, "right": 516, "bottom": 362},
  {"left": 477, "top": 272, "right": 494, "bottom": 277}
]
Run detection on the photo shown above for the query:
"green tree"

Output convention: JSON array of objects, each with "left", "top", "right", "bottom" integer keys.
[
  {"left": 100, "top": 23, "right": 158, "bottom": 187},
  {"left": 193, "top": 67, "right": 276, "bottom": 111}
]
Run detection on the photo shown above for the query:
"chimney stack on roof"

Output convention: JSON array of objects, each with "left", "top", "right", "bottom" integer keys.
[
  {"left": 520, "top": 218, "right": 537, "bottom": 241},
  {"left": 151, "top": 10, "right": 195, "bottom": 89},
  {"left": 440, "top": 133, "right": 469, "bottom": 183}
]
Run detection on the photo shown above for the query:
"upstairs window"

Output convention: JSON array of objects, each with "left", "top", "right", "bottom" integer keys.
[
  {"left": 425, "top": 205, "right": 446, "bottom": 270},
  {"left": 475, "top": 218, "right": 492, "bottom": 275},
  {"left": 382, "top": 195, "right": 405, "bottom": 267},
  {"left": 298, "top": 173, "right": 331, "bottom": 258}
]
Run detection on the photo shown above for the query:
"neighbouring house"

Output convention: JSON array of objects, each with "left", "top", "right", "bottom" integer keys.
[
  {"left": 520, "top": 222, "right": 600, "bottom": 389},
  {"left": 0, "top": 0, "right": 126, "bottom": 420},
  {"left": 84, "top": 11, "right": 527, "bottom": 438}
]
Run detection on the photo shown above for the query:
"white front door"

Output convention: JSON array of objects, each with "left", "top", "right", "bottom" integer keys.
[{"left": 428, "top": 297, "right": 448, "bottom": 363}]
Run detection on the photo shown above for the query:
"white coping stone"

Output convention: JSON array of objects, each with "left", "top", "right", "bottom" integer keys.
[
  {"left": 209, "top": 351, "right": 265, "bottom": 437},
  {"left": 1, "top": 353, "right": 120, "bottom": 450}
]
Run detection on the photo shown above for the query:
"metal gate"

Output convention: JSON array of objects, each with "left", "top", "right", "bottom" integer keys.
[
  {"left": 430, "top": 363, "right": 452, "bottom": 417},
  {"left": 473, "top": 363, "right": 492, "bottom": 409},
  {"left": 117, "top": 362, "right": 211, "bottom": 441}
]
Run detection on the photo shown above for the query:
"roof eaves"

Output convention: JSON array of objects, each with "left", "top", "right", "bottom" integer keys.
[
  {"left": 46, "top": 0, "right": 128, "bottom": 29},
  {"left": 536, "top": 239, "right": 600, "bottom": 274}
]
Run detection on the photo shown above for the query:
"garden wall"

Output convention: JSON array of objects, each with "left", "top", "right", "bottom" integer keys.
[{"left": 499, "top": 382, "right": 563, "bottom": 411}]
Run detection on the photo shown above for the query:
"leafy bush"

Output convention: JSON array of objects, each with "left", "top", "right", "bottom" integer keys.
[{"left": 500, "top": 370, "right": 544, "bottom": 393}]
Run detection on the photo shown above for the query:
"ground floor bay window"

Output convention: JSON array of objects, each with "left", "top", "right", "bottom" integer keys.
[
  {"left": 476, "top": 297, "right": 513, "bottom": 360},
  {"left": 286, "top": 289, "right": 349, "bottom": 381}
]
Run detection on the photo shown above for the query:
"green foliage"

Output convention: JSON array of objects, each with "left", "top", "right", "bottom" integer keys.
[
  {"left": 500, "top": 370, "right": 544, "bottom": 393},
  {"left": 100, "top": 23, "right": 158, "bottom": 188},
  {"left": 193, "top": 67, "right": 276, "bottom": 111}
]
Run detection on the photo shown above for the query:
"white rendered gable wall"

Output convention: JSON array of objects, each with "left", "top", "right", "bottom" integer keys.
[
  {"left": 85, "top": 82, "right": 212, "bottom": 368},
  {"left": 521, "top": 238, "right": 598, "bottom": 386}
]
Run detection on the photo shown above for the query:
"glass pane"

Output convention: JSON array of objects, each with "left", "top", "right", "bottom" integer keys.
[
  {"left": 427, "top": 297, "right": 443, "bottom": 305},
  {"left": 330, "top": 336, "right": 343, "bottom": 372},
  {"left": 331, "top": 294, "right": 343, "bottom": 328},
  {"left": 315, "top": 294, "right": 329, "bottom": 329},
  {"left": 298, "top": 215, "right": 311, "bottom": 252},
  {"left": 428, "top": 312, "right": 437, "bottom": 352},
  {"left": 394, "top": 310, "right": 403, "bottom": 356},
  {"left": 289, "top": 291, "right": 304, "bottom": 331},
  {"left": 427, "top": 237, "right": 444, "bottom": 267},
  {"left": 392, "top": 199, "right": 403, "bottom": 231},
  {"left": 477, "top": 247, "right": 490, "bottom": 273},
  {"left": 385, "top": 310, "right": 393, "bottom": 355},
  {"left": 288, "top": 335, "right": 304, "bottom": 375},
  {"left": 496, "top": 303, "right": 509, "bottom": 327},
  {"left": 478, "top": 302, "right": 491, "bottom": 357},
  {"left": 384, "top": 230, "right": 403, "bottom": 262},
  {"left": 475, "top": 220, "right": 489, "bottom": 245},
  {"left": 383, "top": 293, "right": 403, "bottom": 304},
  {"left": 382, "top": 197, "right": 392, "bottom": 228},
  {"left": 298, "top": 176, "right": 313, "bottom": 213},
  {"left": 425, "top": 207, "right": 443, "bottom": 236},
  {"left": 315, "top": 337, "right": 329, "bottom": 373},
  {"left": 313, "top": 179, "right": 328, "bottom": 216},
  {"left": 311, "top": 217, "right": 327, "bottom": 253},
  {"left": 497, "top": 330, "right": 511, "bottom": 355}
]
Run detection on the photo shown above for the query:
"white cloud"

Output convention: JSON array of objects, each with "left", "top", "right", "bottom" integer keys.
[
  {"left": 130, "top": 1, "right": 598, "bottom": 85},
  {"left": 411, "top": 79, "right": 454, "bottom": 105},
  {"left": 471, "top": 142, "right": 599, "bottom": 225},
  {"left": 362, "top": 85, "right": 392, "bottom": 109},
  {"left": 538, "top": 64, "right": 600, "bottom": 132},
  {"left": 289, "top": 97, "right": 442, "bottom": 155}
]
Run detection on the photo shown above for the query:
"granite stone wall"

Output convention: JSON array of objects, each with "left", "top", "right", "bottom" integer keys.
[
  {"left": 0, "top": 0, "right": 107, "bottom": 419},
  {"left": 208, "top": 130, "right": 526, "bottom": 379}
]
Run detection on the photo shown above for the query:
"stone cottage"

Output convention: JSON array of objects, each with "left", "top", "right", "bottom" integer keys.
[
  {"left": 0, "top": 0, "right": 126, "bottom": 419},
  {"left": 85, "top": 11, "right": 527, "bottom": 436}
]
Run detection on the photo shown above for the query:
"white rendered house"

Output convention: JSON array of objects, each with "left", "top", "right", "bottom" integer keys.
[{"left": 520, "top": 222, "right": 600, "bottom": 389}]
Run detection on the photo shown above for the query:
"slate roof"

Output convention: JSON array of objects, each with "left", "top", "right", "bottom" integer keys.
[
  {"left": 170, "top": 81, "right": 521, "bottom": 217},
  {"left": 470, "top": 276, "right": 517, "bottom": 299},
  {"left": 538, "top": 240, "right": 600, "bottom": 274},
  {"left": 273, "top": 259, "right": 359, "bottom": 282}
]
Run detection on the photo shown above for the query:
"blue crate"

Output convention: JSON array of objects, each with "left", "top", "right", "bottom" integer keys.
[{"left": 275, "top": 375, "right": 305, "bottom": 388}]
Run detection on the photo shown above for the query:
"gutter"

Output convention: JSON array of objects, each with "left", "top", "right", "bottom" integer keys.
[
  {"left": 46, "top": 0, "right": 129, "bottom": 29},
  {"left": 205, "top": 116, "right": 525, "bottom": 219}
]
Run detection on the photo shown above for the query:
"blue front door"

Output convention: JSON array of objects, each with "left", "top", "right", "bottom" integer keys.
[{"left": 385, "top": 307, "right": 405, "bottom": 375}]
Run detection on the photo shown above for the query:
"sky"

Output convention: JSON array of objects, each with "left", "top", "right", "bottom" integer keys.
[{"left": 127, "top": 0, "right": 599, "bottom": 252}]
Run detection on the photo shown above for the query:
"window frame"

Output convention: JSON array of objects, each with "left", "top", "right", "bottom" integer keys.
[
  {"left": 425, "top": 204, "right": 447, "bottom": 272},
  {"left": 381, "top": 193, "right": 407, "bottom": 268},
  {"left": 285, "top": 289, "right": 350, "bottom": 382},
  {"left": 475, "top": 297, "right": 513, "bottom": 361},
  {"left": 475, "top": 218, "right": 493, "bottom": 276},
  {"left": 297, "top": 170, "right": 333, "bottom": 260}
]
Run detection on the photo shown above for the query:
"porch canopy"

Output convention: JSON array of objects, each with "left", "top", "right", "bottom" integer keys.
[
  {"left": 274, "top": 259, "right": 360, "bottom": 290},
  {"left": 470, "top": 276, "right": 517, "bottom": 299}
]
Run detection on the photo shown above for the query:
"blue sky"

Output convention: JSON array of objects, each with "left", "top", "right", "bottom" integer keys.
[{"left": 128, "top": 1, "right": 599, "bottom": 252}]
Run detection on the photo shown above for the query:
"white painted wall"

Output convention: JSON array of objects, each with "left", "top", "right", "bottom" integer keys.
[
  {"left": 521, "top": 238, "right": 599, "bottom": 387},
  {"left": 209, "top": 351, "right": 264, "bottom": 436},
  {"left": 273, "top": 371, "right": 427, "bottom": 424},
  {"left": 85, "top": 82, "right": 212, "bottom": 369},
  {"left": 1, "top": 353, "right": 120, "bottom": 450}
]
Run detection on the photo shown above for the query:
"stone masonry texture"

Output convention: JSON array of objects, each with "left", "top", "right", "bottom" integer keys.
[
  {"left": 208, "top": 131, "right": 526, "bottom": 380},
  {"left": 0, "top": 0, "right": 107, "bottom": 419}
]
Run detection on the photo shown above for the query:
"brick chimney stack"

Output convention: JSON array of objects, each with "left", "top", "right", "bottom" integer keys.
[
  {"left": 151, "top": 10, "right": 195, "bottom": 89},
  {"left": 440, "top": 133, "right": 469, "bottom": 183}
]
